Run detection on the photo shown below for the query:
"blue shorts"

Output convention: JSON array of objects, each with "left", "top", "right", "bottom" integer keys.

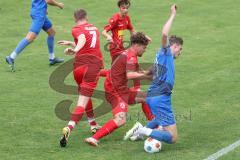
[
  {"left": 29, "top": 14, "right": 52, "bottom": 35},
  {"left": 146, "top": 95, "right": 176, "bottom": 127}
]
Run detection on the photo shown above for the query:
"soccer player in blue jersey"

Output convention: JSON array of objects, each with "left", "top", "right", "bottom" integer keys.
[
  {"left": 5, "top": 0, "right": 64, "bottom": 71},
  {"left": 124, "top": 4, "right": 183, "bottom": 144}
]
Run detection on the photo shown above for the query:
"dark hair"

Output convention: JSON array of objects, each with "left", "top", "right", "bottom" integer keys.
[
  {"left": 169, "top": 35, "right": 183, "bottom": 46},
  {"left": 74, "top": 9, "right": 87, "bottom": 21},
  {"left": 130, "top": 32, "right": 149, "bottom": 46},
  {"left": 118, "top": 0, "right": 131, "bottom": 7}
]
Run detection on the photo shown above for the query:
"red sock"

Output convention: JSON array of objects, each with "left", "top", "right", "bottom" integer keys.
[
  {"left": 142, "top": 102, "right": 154, "bottom": 120},
  {"left": 85, "top": 99, "right": 94, "bottom": 118},
  {"left": 85, "top": 99, "right": 97, "bottom": 126},
  {"left": 93, "top": 120, "right": 118, "bottom": 140},
  {"left": 99, "top": 69, "right": 109, "bottom": 77},
  {"left": 68, "top": 106, "right": 85, "bottom": 130}
]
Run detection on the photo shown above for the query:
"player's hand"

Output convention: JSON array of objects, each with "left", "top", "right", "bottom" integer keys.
[
  {"left": 171, "top": 4, "right": 177, "bottom": 15},
  {"left": 146, "top": 75, "right": 153, "bottom": 81},
  {"left": 58, "top": 2, "right": 64, "bottom": 9},
  {"left": 64, "top": 48, "right": 76, "bottom": 55},
  {"left": 140, "top": 70, "right": 153, "bottom": 80},
  {"left": 144, "top": 70, "right": 153, "bottom": 80},
  {"left": 106, "top": 36, "right": 113, "bottom": 43}
]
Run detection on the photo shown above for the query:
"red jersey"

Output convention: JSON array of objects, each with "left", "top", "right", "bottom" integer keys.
[
  {"left": 105, "top": 49, "right": 139, "bottom": 100},
  {"left": 104, "top": 13, "right": 134, "bottom": 57},
  {"left": 126, "top": 50, "right": 141, "bottom": 90},
  {"left": 72, "top": 23, "right": 103, "bottom": 65}
]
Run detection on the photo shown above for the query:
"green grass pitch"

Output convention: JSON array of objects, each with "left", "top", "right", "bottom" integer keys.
[{"left": 0, "top": 0, "right": 240, "bottom": 159}]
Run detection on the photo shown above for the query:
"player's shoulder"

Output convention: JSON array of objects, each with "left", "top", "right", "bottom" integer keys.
[
  {"left": 126, "top": 49, "right": 136, "bottom": 57},
  {"left": 72, "top": 24, "right": 82, "bottom": 30},
  {"left": 84, "top": 23, "right": 99, "bottom": 30},
  {"left": 118, "top": 51, "right": 128, "bottom": 60},
  {"left": 157, "top": 45, "right": 172, "bottom": 57},
  {"left": 72, "top": 23, "right": 98, "bottom": 31},
  {"left": 125, "top": 50, "right": 137, "bottom": 61},
  {"left": 111, "top": 13, "right": 121, "bottom": 20}
]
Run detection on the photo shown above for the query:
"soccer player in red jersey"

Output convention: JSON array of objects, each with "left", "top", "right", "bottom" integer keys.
[
  {"left": 101, "top": 0, "right": 153, "bottom": 121},
  {"left": 57, "top": 9, "right": 103, "bottom": 147},
  {"left": 85, "top": 32, "right": 153, "bottom": 146},
  {"left": 102, "top": 0, "right": 134, "bottom": 62}
]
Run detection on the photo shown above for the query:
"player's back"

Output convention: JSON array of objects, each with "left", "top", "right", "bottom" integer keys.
[
  {"left": 72, "top": 23, "right": 102, "bottom": 58},
  {"left": 31, "top": 0, "right": 47, "bottom": 16},
  {"left": 105, "top": 51, "right": 128, "bottom": 95}
]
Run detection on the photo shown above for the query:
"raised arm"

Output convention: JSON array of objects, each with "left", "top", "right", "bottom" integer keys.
[
  {"left": 162, "top": 4, "right": 177, "bottom": 48},
  {"left": 46, "top": 0, "right": 64, "bottom": 9}
]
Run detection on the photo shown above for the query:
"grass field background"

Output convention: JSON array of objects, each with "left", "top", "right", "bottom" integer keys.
[{"left": 0, "top": 0, "right": 240, "bottom": 159}]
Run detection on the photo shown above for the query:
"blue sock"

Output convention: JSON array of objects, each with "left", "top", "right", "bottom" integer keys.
[
  {"left": 47, "top": 36, "right": 55, "bottom": 60},
  {"left": 14, "top": 38, "right": 30, "bottom": 55},
  {"left": 146, "top": 119, "right": 159, "bottom": 129},
  {"left": 150, "top": 130, "right": 173, "bottom": 144}
]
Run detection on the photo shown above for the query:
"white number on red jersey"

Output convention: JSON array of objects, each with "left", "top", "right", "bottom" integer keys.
[{"left": 89, "top": 31, "right": 97, "bottom": 48}]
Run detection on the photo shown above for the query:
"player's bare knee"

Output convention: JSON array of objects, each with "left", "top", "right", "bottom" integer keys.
[
  {"left": 47, "top": 28, "right": 56, "bottom": 37},
  {"left": 50, "top": 30, "right": 56, "bottom": 36},
  {"left": 26, "top": 35, "right": 36, "bottom": 42},
  {"left": 114, "top": 113, "right": 127, "bottom": 126},
  {"left": 113, "top": 118, "right": 125, "bottom": 126}
]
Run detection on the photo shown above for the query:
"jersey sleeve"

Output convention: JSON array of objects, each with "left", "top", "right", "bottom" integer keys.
[
  {"left": 158, "top": 44, "right": 172, "bottom": 56},
  {"left": 104, "top": 15, "right": 118, "bottom": 32},
  {"left": 127, "top": 16, "right": 134, "bottom": 31},
  {"left": 126, "top": 56, "right": 138, "bottom": 72},
  {"left": 72, "top": 27, "right": 84, "bottom": 39}
]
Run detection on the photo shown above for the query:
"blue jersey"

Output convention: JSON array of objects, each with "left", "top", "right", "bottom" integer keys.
[
  {"left": 147, "top": 46, "right": 175, "bottom": 97},
  {"left": 31, "top": 0, "right": 47, "bottom": 16}
]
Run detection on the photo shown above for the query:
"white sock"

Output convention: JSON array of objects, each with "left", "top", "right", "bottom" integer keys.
[
  {"left": 68, "top": 121, "right": 76, "bottom": 128},
  {"left": 49, "top": 53, "right": 55, "bottom": 60},
  {"left": 10, "top": 51, "right": 17, "bottom": 59},
  {"left": 139, "top": 127, "right": 153, "bottom": 136},
  {"left": 88, "top": 117, "right": 95, "bottom": 123}
]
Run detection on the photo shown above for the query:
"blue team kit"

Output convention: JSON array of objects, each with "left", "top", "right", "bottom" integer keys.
[
  {"left": 147, "top": 46, "right": 176, "bottom": 126},
  {"left": 30, "top": 0, "right": 52, "bottom": 34}
]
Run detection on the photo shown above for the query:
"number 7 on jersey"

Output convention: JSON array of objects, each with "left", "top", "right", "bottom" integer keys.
[{"left": 89, "top": 31, "right": 97, "bottom": 48}]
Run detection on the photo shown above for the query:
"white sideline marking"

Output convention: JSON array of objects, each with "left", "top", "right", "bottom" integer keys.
[{"left": 203, "top": 139, "right": 240, "bottom": 160}]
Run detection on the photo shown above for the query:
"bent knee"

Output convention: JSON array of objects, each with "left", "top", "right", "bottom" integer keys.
[
  {"left": 114, "top": 118, "right": 126, "bottom": 126},
  {"left": 113, "top": 114, "right": 127, "bottom": 126},
  {"left": 26, "top": 36, "right": 36, "bottom": 42},
  {"left": 26, "top": 33, "right": 37, "bottom": 42},
  {"left": 47, "top": 28, "right": 56, "bottom": 36}
]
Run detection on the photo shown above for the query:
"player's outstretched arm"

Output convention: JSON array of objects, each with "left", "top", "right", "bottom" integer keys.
[
  {"left": 58, "top": 40, "right": 76, "bottom": 47},
  {"left": 46, "top": 0, "right": 64, "bottom": 9},
  {"left": 162, "top": 4, "right": 177, "bottom": 48},
  {"left": 127, "top": 71, "right": 152, "bottom": 81}
]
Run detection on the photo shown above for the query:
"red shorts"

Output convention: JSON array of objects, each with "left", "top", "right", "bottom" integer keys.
[
  {"left": 105, "top": 83, "right": 138, "bottom": 115},
  {"left": 73, "top": 56, "right": 103, "bottom": 97}
]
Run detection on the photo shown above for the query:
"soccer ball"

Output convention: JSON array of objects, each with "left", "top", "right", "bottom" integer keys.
[{"left": 144, "top": 137, "right": 162, "bottom": 153}]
